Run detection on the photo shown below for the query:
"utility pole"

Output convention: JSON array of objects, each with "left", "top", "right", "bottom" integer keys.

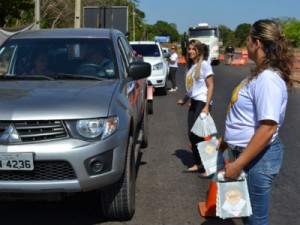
[
  {"left": 35, "top": 0, "right": 40, "bottom": 30},
  {"left": 74, "top": 0, "right": 81, "bottom": 28},
  {"left": 132, "top": 2, "right": 135, "bottom": 41}
]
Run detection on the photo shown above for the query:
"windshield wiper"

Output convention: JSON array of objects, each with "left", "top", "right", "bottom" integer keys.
[
  {"left": 0, "top": 75, "right": 54, "bottom": 80},
  {"left": 50, "top": 73, "right": 108, "bottom": 81}
]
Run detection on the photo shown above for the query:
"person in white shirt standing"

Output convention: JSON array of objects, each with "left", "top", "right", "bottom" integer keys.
[
  {"left": 177, "top": 39, "right": 214, "bottom": 178},
  {"left": 168, "top": 45, "right": 179, "bottom": 92},
  {"left": 218, "top": 19, "right": 294, "bottom": 225}
]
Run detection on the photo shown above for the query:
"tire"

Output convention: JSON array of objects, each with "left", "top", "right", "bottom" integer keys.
[
  {"left": 159, "top": 82, "right": 167, "bottom": 95},
  {"left": 211, "top": 60, "right": 220, "bottom": 66},
  {"left": 100, "top": 136, "right": 136, "bottom": 220},
  {"left": 147, "top": 100, "right": 153, "bottom": 115},
  {"left": 141, "top": 105, "right": 148, "bottom": 148}
]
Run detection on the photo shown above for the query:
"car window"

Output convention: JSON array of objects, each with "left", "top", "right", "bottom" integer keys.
[
  {"left": 117, "top": 37, "right": 131, "bottom": 78},
  {"left": 119, "top": 37, "right": 135, "bottom": 65},
  {"left": 0, "top": 38, "right": 116, "bottom": 78},
  {"left": 0, "top": 44, "right": 16, "bottom": 75},
  {"left": 131, "top": 44, "right": 161, "bottom": 57}
]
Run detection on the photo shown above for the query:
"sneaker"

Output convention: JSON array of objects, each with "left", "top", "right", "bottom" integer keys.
[
  {"left": 169, "top": 88, "right": 175, "bottom": 92},
  {"left": 175, "top": 87, "right": 178, "bottom": 91}
]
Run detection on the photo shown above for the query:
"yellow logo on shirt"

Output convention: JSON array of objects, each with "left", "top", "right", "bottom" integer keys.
[
  {"left": 186, "top": 74, "right": 194, "bottom": 91},
  {"left": 227, "top": 80, "right": 247, "bottom": 113}
]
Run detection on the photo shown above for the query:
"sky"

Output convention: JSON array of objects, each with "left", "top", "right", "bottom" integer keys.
[{"left": 138, "top": 0, "right": 300, "bottom": 34}]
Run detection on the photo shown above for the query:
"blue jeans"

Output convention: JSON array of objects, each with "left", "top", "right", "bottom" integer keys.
[{"left": 231, "top": 138, "right": 284, "bottom": 225}]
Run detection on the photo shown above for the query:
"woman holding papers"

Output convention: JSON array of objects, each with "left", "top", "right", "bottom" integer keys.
[
  {"left": 177, "top": 39, "right": 214, "bottom": 178},
  {"left": 218, "top": 19, "right": 294, "bottom": 225}
]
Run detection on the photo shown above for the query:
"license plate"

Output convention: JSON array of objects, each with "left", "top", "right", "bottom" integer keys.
[{"left": 0, "top": 153, "right": 34, "bottom": 171}]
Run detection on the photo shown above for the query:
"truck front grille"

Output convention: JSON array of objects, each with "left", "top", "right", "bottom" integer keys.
[
  {"left": 0, "top": 120, "right": 68, "bottom": 144},
  {"left": 0, "top": 161, "right": 76, "bottom": 181}
]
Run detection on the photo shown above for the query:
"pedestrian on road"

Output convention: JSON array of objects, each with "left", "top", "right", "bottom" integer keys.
[
  {"left": 217, "top": 19, "right": 294, "bottom": 225},
  {"left": 202, "top": 43, "right": 212, "bottom": 64},
  {"left": 225, "top": 44, "right": 235, "bottom": 65},
  {"left": 168, "top": 45, "right": 179, "bottom": 92},
  {"left": 177, "top": 39, "right": 214, "bottom": 178}
]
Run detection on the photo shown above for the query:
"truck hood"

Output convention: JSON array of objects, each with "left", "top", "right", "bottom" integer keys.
[
  {"left": 197, "top": 37, "right": 218, "bottom": 47},
  {"left": 142, "top": 57, "right": 163, "bottom": 65},
  {"left": 0, "top": 80, "right": 118, "bottom": 120}
]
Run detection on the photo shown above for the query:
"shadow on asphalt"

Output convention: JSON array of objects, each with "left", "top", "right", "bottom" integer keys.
[
  {"left": 173, "top": 149, "right": 195, "bottom": 168},
  {"left": 136, "top": 151, "right": 146, "bottom": 177},
  {"left": 201, "top": 217, "right": 241, "bottom": 225}
]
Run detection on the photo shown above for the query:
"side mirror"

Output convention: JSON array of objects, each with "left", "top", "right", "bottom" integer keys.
[{"left": 128, "top": 62, "right": 151, "bottom": 80}]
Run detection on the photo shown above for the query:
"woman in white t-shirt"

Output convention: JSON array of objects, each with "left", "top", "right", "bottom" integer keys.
[
  {"left": 168, "top": 45, "right": 179, "bottom": 92},
  {"left": 177, "top": 39, "right": 214, "bottom": 178},
  {"left": 218, "top": 20, "right": 294, "bottom": 225}
]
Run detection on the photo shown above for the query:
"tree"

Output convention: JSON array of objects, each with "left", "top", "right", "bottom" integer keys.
[
  {"left": 218, "top": 25, "right": 236, "bottom": 47},
  {"left": 284, "top": 20, "right": 300, "bottom": 47},
  {"left": 0, "top": 0, "right": 33, "bottom": 27},
  {"left": 234, "top": 23, "right": 251, "bottom": 47},
  {"left": 271, "top": 16, "right": 297, "bottom": 28},
  {"left": 152, "top": 20, "right": 180, "bottom": 42}
]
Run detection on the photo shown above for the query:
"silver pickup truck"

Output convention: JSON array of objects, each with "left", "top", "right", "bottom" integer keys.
[{"left": 0, "top": 28, "right": 151, "bottom": 220}]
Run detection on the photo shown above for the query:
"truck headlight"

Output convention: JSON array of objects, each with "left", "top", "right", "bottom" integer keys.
[
  {"left": 153, "top": 62, "right": 163, "bottom": 70},
  {"left": 77, "top": 117, "right": 118, "bottom": 139},
  {"left": 66, "top": 117, "right": 119, "bottom": 140}
]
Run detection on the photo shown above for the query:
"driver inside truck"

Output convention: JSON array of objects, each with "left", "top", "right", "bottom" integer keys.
[
  {"left": 76, "top": 44, "right": 114, "bottom": 76},
  {"left": 25, "top": 51, "right": 52, "bottom": 75}
]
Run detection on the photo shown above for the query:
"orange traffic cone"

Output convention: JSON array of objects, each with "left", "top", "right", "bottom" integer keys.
[
  {"left": 293, "top": 59, "right": 300, "bottom": 69},
  {"left": 220, "top": 54, "right": 225, "bottom": 61},
  {"left": 178, "top": 56, "right": 185, "bottom": 64},
  {"left": 241, "top": 49, "right": 248, "bottom": 60},
  {"left": 230, "top": 57, "right": 247, "bottom": 66},
  {"left": 199, "top": 179, "right": 217, "bottom": 217}
]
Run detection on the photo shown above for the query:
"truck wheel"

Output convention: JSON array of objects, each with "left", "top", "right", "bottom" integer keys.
[
  {"left": 147, "top": 100, "right": 153, "bottom": 115},
  {"left": 100, "top": 136, "right": 136, "bottom": 220},
  {"left": 141, "top": 105, "right": 148, "bottom": 148}
]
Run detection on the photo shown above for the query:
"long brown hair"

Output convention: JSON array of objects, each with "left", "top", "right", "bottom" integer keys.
[
  {"left": 249, "top": 19, "right": 294, "bottom": 91},
  {"left": 186, "top": 39, "right": 203, "bottom": 79}
]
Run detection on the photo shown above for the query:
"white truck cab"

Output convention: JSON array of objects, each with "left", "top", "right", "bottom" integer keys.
[{"left": 188, "top": 23, "right": 223, "bottom": 65}]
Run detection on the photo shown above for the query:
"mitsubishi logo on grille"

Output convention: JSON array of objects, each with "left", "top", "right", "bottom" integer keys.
[{"left": 0, "top": 123, "right": 21, "bottom": 144}]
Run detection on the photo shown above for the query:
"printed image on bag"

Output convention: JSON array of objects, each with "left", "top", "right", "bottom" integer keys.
[
  {"left": 197, "top": 136, "right": 225, "bottom": 175},
  {"left": 216, "top": 172, "right": 252, "bottom": 219}
]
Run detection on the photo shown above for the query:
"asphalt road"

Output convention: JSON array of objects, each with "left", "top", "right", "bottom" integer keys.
[{"left": 0, "top": 61, "right": 299, "bottom": 225}]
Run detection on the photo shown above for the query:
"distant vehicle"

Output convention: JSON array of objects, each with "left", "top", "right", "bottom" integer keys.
[
  {"left": 0, "top": 28, "right": 151, "bottom": 220},
  {"left": 162, "top": 47, "right": 170, "bottom": 55},
  {"left": 161, "top": 47, "right": 171, "bottom": 72},
  {"left": 130, "top": 41, "right": 169, "bottom": 95},
  {"left": 187, "top": 23, "right": 223, "bottom": 65}
]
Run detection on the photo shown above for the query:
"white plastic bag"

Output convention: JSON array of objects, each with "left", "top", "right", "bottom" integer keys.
[{"left": 191, "top": 113, "right": 217, "bottom": 137}]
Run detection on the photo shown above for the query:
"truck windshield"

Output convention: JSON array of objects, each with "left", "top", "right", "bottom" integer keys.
[
  {"left": 0, "top": 38, "right": 116, "bottom": 78},
  {"left": 131, "top": 44, "right": 161, "bottom": 57},
  {"left": 189, "top": 29, "right": 218, "bottom": 38}
]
